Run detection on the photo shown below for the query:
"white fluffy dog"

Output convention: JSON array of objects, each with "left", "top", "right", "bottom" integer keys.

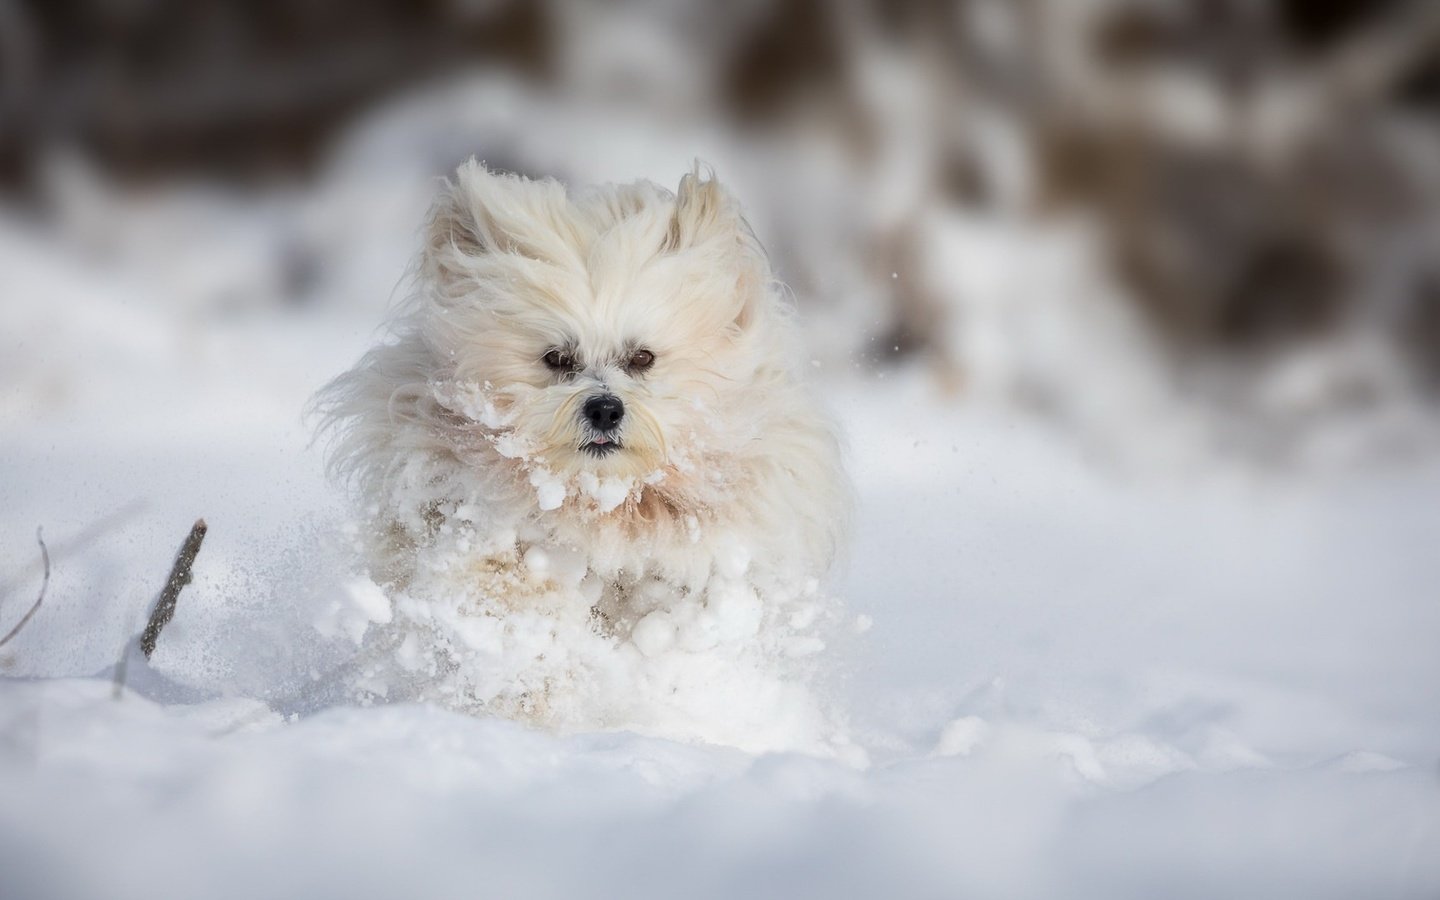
[{"left": 316, "top": 162, "right": 847, "bottom": 643}]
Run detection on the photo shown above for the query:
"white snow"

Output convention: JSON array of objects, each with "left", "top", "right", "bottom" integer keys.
[
  {"left": 576, "top": 471, "right": 632, "bottom": 512},
  {"left": 528, "top": 467, "right": 569, "bottom": 511},
  {"left": 3, "top": 116, "right": 1440, "bottom": 897},
  {"left": 313, "top": 576, "right": 394, "bottom": 644}
]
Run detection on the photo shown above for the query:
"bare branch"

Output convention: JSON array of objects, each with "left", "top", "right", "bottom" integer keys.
[
  {"left": 140, "top": 518, "right": 208, "bottom": 659},
  {"left": 0, "top": 500, "right": 145, "bottom": 603},
  {"left": 0, "top": 527, "right": 51, "bottom": 649}
]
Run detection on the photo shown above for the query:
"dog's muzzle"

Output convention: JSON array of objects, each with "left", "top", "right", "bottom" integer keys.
[{"left": 581, "top": 393, "right": 624, "bottom": 455}]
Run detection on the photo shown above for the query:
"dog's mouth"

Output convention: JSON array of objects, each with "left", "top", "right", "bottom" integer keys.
[{"left": 581, "top": 436, "right": 622, "bottom": 457}]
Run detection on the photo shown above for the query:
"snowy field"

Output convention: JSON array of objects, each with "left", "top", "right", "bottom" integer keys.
[{"left": 3, "top": 151, "right": 1440, "bottom": 897}]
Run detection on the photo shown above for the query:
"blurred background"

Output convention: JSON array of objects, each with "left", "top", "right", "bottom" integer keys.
[
  {"left": 3, "top": 0, "right": 1440, "bottom": 474},
  {"left": 3, "top": 9, "right": 1440, "bottom": 893}
]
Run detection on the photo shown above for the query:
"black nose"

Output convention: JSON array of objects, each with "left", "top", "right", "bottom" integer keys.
[{"left": 582, "top": 394, "right": 624, "bottom": 433}]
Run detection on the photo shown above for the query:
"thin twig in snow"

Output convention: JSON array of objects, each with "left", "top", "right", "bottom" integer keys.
[
  {"left": 0, "top": 500, "right": 144, "bottom": 603},
  {"left": 0, "top": 528, "right": 51, "bottom": 650}
]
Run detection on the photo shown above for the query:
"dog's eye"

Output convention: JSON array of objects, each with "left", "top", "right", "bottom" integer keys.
[
  {"left": 627, "top": 349, "right": 655, "bottom": 373},
  {"left": 543, "top": 349, "right": 575, "bottom": 372}
]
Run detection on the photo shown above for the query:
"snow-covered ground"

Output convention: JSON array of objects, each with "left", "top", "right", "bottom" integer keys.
[{"left": 3, "top": 141, "right": 1440, "bottom": 897}]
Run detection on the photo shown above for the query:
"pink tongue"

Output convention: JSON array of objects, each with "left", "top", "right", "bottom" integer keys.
[{"left": 591, "top": 436, "right": 610, "bottom": 445}]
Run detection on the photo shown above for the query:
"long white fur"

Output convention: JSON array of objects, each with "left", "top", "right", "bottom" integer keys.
[{"left": 315, "top": 161, "right": 848, "bottom": 614}]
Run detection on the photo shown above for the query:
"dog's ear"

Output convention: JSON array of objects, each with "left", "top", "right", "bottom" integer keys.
[
  {"left": 663, "top": 167, "right": 748, "bottom": 254},
  {"left": 423, "top": 164, "right": 491, "bottom": 301},
  {"left": 665, "top": 167, "right": 770, "bottom": 330},
  {"left": 423, "top": 160, "right": 581, "bottom": 300}
]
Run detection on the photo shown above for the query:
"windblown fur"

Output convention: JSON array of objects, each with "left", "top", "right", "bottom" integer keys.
[{"left": 314, "top": 162, "right": 847, "bottom": 636}]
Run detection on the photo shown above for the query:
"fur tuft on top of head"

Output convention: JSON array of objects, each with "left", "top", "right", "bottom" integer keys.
[{"left": 313, "top": 161, "right": 848, "bottom": 592}]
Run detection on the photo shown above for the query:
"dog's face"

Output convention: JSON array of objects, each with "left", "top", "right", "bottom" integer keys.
[{"left": 421, "top": 163, "right": 787, "bottom": 490}]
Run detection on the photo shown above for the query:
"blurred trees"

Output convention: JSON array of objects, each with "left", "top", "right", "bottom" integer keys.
[{"left": 4, "top": 0, "right": 1439, "bottom": 427}]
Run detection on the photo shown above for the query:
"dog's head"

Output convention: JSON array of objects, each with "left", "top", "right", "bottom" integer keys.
[{"left": 419, "top": 162, "right": 791, "bottom": 488}]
